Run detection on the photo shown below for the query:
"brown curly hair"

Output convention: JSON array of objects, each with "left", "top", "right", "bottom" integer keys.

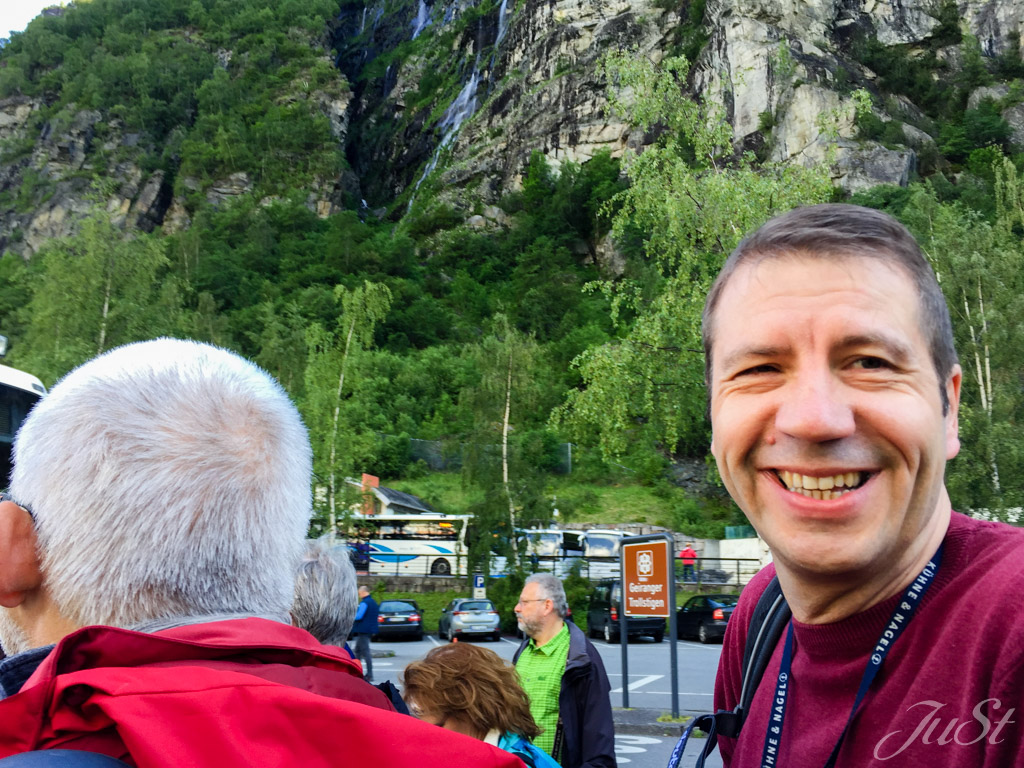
[{"left": 402, "top": 642, "right": 541, "bottom": 740}]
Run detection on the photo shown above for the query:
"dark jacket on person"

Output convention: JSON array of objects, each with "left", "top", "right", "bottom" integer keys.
[
  {"left": 514, "top": 621, "right": 617, "bottom": 768},
  {"left": 353, "top": 594, "right": 379, "bottom": 635}
]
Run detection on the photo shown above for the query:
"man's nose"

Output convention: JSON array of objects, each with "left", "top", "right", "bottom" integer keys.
[{"left": 774, "top": 369, "right": 855, "bottom": 442}]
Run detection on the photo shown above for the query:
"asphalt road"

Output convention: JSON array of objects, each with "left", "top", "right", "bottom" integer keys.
[{"left": 369, "top": 631, "right": 722, "bottom": 716}]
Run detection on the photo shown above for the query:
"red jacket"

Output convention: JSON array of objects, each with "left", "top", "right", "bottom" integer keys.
[{"left": 0, "top": 618, "right": 524, "bottom": 768}]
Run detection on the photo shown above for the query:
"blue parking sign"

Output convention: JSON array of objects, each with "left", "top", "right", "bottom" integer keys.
[{"left": 473, "top": 573, "right": 485, "bottom": 589}]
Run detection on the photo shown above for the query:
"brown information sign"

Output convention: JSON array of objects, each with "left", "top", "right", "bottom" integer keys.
[{"left": 621, "top": 539, "right": 671, "bottom": 617}]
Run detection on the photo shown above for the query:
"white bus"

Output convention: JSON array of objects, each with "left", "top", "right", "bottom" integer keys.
[
  {"left": 581, "top": 529, "right": 628, "bottom": 579},
  {"left": 0, "top": 363, "right": 46, "bottom": 482},
  {"left": 348, "top": 512, "right": 472, "bottom": 577},
  {"left": 521, "top": 528, "right": 585, "bottom": 576}
]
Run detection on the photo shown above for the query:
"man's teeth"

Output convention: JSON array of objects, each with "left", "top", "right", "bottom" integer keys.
[{"left": 779, "top": 470, "right": 864, "bottom": 500}]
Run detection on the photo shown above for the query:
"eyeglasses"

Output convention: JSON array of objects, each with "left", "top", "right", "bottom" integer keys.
[
  {"left": 0, "top": 492, "right": 35, "bottom": 524},
  {"left": 515, "top": 598, "right": 549, "bottom": 606}
]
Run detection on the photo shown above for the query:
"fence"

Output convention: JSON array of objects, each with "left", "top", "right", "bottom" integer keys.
[{"left": 352, "top": 548, "right": 764, "bottom": 587}]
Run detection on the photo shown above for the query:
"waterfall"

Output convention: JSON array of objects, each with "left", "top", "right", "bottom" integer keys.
[
  {"left": 495, "top": 0, "right": 510, "bottom": 47},
  {"left": 411, "top": 0, "right": 430, "bottom": 39},
  {"left": 408, "top": 68, "right": 481, "bottom": 209},
  {"left": 359, "top": 6, "right": 367, "bottom": 34}
]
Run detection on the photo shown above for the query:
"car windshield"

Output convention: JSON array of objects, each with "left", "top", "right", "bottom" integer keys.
[
  {"left": 380, "top": 601, "right": 417, "bottom": 612},
  {"left": 709, "top": 596, "right": 739, "bottom": 607},
  {"left": 460, "top": 601, "right": 493, "bottom": 611}
]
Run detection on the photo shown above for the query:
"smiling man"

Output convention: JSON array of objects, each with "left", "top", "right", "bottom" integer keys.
[{"left": 705, "top": 204, "right": 1024, "bottom": 766}]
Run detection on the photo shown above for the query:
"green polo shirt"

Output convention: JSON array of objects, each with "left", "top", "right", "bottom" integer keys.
[{"left": 515, "top": 623, "right": 570, "bottom": 760}]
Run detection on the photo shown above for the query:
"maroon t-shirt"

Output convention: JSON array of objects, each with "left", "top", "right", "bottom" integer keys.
[{"left": 715, "top": 512, "right": 1024, "bottom": 767}]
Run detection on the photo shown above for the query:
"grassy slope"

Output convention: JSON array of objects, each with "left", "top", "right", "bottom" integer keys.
[{"left": 385, "top": 471, "right": 737, "bottom": 529}]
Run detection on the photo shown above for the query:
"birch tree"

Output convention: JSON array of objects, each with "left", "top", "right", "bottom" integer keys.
[
  {"left": 461, "top": 314, "right": 549, "bottom": 571},
  {"left": 552, "top": 51, "right": 833, "bottom": 460},
  {"left": 902, "top": 178, "right": 1024, "bottom": 517},
  {"left": 17, "top": 209, "right": 171, "bottom": 383},
  {"left": 302, "top": 281, "right": 392, "bottom": 535}
]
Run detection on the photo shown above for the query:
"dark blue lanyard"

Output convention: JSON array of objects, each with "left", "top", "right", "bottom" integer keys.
[{"left": 760, "top": 544, "right": 944, "bottom": 768}]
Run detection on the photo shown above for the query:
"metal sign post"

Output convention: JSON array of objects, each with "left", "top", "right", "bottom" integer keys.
[{"left": 620, "top": 534, "right": 679, "bottom": 717}]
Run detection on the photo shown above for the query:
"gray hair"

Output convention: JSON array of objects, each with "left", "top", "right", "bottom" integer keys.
[
  {"left": 525, "top": 573, "right": 568, "bottom": 618},
  {"left": 292, "top": 539, "right": 358, "bottom": 646},
  {"left": 10, "top": 338, "right": 312, "bottom": 629},
  {"left": 702, "top": 204, "right": 958, "bottom": 413}
]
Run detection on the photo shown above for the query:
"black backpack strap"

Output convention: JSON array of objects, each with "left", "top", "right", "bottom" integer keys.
[
  {"left": 671, "top": 576, "right": 790, "bottom": 767},
  {"left": 719, "top": 575, "right": 790, "bottom": 739}
]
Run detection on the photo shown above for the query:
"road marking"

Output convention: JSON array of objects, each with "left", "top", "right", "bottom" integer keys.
[
  {"left": 610, "top": 674, "right": 662, "bottom": 693},
  {"left": 614, "top": 734, "right": 662, "bottom": 764},
  {"left": 426, "top": 635, "right": 441, "bottom": 647},
  {"left": 500, "top": 637, "right": 520, "bottom": 645}
]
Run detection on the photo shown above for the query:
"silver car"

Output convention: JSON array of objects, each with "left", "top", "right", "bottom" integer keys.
[{"left": 437, "top": 598, "right": 502, "bottom": 642}]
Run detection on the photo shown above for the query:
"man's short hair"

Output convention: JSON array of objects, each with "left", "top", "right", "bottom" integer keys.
[
  {"left": 702, "top": 204, "right": 958, "bottom": 412},
  {"left": 524, "top": 573, "right": 568, "bottom": 618},
  {"left": 292, "top": 539, "right": 358, "bottom": 647},
  {"left": 10, "top": 338, "right": 312, "bottom": 629}
]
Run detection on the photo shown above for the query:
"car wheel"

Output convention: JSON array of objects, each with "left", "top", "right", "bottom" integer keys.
[
  {"left": 415, "top": 632, "right": 424, "bottom": 641},
  {"left": 653, "top": 629, "right": 664, "bottom": 643},
  {"left": 438, "top": 627, "right": 445, "bottom": 640},
  {"left": 492, "top": 632, "right": 502, "bottom": 642},
  {"left": 447, "top": 627, "right": 455, "bottom": 642},
  {"left": 698, "top": 622, "right": 710, "bottom": 644},
  {"left": 430, "top": 558, "right": 452, "bottom": 576}
]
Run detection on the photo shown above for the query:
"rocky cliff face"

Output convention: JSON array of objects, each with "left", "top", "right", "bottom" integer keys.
[
  {"left": 336, "top": 0, "right": 1021, "bottom": 210},
  {"left": 1, "top": 0, "right": 1022, "bottom": 251}
]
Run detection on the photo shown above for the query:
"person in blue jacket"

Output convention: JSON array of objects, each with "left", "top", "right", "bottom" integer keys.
[{"left": 352, "top": 585, "right": 379, "bottom": 682}]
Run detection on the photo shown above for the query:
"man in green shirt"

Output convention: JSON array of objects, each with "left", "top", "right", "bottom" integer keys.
[{"left": 513, "top": 574, "right": 616, "bottom": 768}]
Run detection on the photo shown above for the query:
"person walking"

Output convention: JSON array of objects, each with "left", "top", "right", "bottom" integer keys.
[
  {"left": 513, "top": 573, "right": 616, "bottom": 768},
  {"left": 353, "top": 585, "right": 379, "bottom": 682}
]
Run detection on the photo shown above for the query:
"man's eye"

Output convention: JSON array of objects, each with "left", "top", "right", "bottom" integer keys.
[
  {"left": 852, "top": 357, "right": 890, "bottom": 370},
  {"left": 737, "top": 364, "right": 778, "bottom": 376}
]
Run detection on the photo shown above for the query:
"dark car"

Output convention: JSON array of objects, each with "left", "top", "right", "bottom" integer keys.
[
  {"left": 676, "top": 593, "right": 739, "bottom": 643},
  {"left": 374, "top": 599, "right": 424, "bottom": 641},
  {"left": 438, "top": 598, "right": 502, "bottom": 641},
  {"left": 586, "top": 579, "right": 665, "bottom": 644}
]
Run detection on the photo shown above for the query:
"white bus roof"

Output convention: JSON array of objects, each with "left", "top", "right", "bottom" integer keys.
[{"left": 0, "top": 364, "right": 46, "bottom": 397}]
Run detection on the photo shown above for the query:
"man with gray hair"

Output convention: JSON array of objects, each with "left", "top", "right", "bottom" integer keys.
[
  {"left": 292, "top": 539, "right": 359, "bottom": 648},
  {"left": 0, "top": 339, "right": 522, "bottom": 767},
  {"left": 513, "top": 573, "right": 615, "bottom": 768}
]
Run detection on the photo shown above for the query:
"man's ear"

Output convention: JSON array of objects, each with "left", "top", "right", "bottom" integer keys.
[
  {"left": 945, "top": 365, "right": 963, "bottom": 460},
  {"left": 0, "top": 500, "right": 42, "bottom": 608}
]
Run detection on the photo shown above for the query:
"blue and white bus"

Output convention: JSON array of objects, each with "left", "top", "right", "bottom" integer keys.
[
  {"left": 0, "top": 362, "right": 46, "bottom": 483},
  {"left": 348, "top": 512, "right": 472, "bottom": 577}
]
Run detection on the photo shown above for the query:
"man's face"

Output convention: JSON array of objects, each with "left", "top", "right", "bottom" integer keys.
[
  {"left": 515, "top": 582, "right": 551, "bottom": 638},
  {"left": 708, "top": 256, "right": 961, "bottom": 582}
]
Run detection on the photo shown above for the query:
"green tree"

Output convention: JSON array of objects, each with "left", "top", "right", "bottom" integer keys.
[
  {"left": 302, "top": 281, "right": 392, "bottom": 534},
  {"left": 900, "top": 175, "right": 1024, "bottom": 518},
  {"left": 553, "top": 51, "right": 833, "bottom": 461},
  {"left": 461, "top": 314, "right": 552, "bottom": 571},
  {"left": 16, "top": 210, "right": 172, "bottom": 383}
]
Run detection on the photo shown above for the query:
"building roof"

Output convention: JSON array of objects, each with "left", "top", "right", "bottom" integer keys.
[{"left": 375, "top": 486, "right": 434, "bottom": 514}]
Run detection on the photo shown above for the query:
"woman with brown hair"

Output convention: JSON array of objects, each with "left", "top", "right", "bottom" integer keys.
[{"left": 402, "top": 642, "right": 560, "bottom": 768}]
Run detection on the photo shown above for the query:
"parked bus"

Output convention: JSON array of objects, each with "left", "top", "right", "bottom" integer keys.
[
  {"left": 0, "top": 363, "right": 46, "bottom": 483},
  {"left": 581, "top": 529, "right": 628, "bottom": 579},
  {"left": 348, "top": 512, "right": 472, "bottom": 577},
  {"left": 521, "top": 528, "right": 585, "bottom": 576}
]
